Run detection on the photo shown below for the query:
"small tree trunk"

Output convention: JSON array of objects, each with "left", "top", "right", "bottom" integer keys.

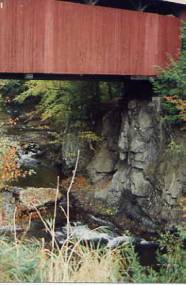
[
  {"left": 108, "top": 83, "right": 113, "bottom": 100},
  {"left": 83, "top": 0, "right": 99, "bottom": 5},
  {"left": 130, "top": 0, "right": 149, "bottom": 11}
]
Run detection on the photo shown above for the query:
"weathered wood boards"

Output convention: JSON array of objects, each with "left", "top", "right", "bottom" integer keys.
[{"left": 0, "top": 0, "right": 181, "bottom": 76}]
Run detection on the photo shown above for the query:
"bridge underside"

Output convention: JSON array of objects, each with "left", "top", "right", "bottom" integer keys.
[
  {"left": 0, "top": 0, "right": 181, "bottom": 78},
  {"left": 0, "top": 72, "right": 137, "bottom": 81}
]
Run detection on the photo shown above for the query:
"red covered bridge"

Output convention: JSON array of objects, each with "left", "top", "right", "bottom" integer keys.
[{"left": 0, "top": 0, "right": 184, "bottom": 79}]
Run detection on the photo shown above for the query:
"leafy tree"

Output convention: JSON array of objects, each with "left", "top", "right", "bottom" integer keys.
[
  {"left": 0, "top": 79, "right": 123, "bottom": 130},
  {"left": 152, "top": 22, "right": 186, "bottom": 125}
]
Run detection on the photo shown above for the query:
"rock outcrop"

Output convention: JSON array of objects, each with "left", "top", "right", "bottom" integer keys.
[
  {"left": 62, "top": 133, "right": 93, "bottom": 174},
  {"left": 60, "top": 95, "right": 184, "bottom": 234},
  {"left": 0, "top": 187, "right": 63, "bottom": 230},
  {"left": 83, "top": 97, "right": 183, "bottom": 232}
]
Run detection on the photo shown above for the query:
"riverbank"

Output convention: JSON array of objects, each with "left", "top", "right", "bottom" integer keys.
[
  {"left": 0, "top": 226, "right": 185, "bottom": 283},
  {"left": 0, "top": 78, "right": 185, "bottom": 282},
  {"left": 0, "top": 90, "right": 185, "bottom": 237}
]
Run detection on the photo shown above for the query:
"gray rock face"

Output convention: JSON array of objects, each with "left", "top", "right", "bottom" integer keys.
[
  {"left": 62, "top": 133, "right": 93, "bottom": 174},
  {"left": 86, "top": 97, "right": 183, "bottom": 229},
  {"left": 16, "top": 187, "right": 63, "bottom": 210},
  {"left": 87, "top": 144, "right": 117, "bottom": 183},
  {"left": 87, "top": 106, "right": 120, "bottom": 183}
]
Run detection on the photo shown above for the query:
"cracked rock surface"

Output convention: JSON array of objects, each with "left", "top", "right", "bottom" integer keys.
[{"left": 86, "top": 97, "right": 184, "bottom": 230}]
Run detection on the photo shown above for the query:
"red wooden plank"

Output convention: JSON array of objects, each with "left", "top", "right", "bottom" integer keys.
[{"left": 0, "top": 0, "right": 181, "bottom": 76}]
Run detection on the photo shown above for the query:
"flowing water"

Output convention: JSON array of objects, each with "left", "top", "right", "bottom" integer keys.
[
  {"left": 0, "top": 104, "right": 62, "bottom": 228},
  {"left": 0, "top": 105, "right": 60, "bottom": 188},
  {"left": 0, "top": 104, "right": 159, "bottom": 267}
]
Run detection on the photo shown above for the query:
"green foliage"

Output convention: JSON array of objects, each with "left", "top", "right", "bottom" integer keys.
[
  {"left": 123, "top": 228, "right": 186, "bottom": 283},
  {"left": 153, "top": 21, "right": 186, "bottom": 99},
  {"left": 161, "top": 99, "right": 183, "bottom": 123},
  {"left": 153, "top": 57, "right": 186, "bottom": 99},
  {"left": 99, "top": 81, "right": 124, "bottom": 101},
  {"left": 0, "top": 80, "right": 26, "bottom": 97},
  {"left": 0, "top": 79, "right": 123, "bottom": 148},
  {"left": 0, "top": 237, "right": 123, "bottom": 282},
  {"left": 0, "top": 227, "right": 185, "bottom": 282},
  {"left": 166, "top": 140, "right": 185, "bottom": 162},
  {"left": 0, "top": 80, "right": 98, "bottom": 128},
  {"left": 79, "top": 131, "right": 102, "bottom": 143},
  {"left": 0, "top": 79, "right": 123, "bottom": 126},
  {"left": 155, "top": 229, "right": 186, "bottom": 283},
  {"left": 0, "top": 238, "right": 43, "bottom": 282},
  {"left": 152, "top": 21, "right": 186, "bottom": 125}
]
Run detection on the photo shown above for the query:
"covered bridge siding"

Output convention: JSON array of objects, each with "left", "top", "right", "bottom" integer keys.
[{"left": 0, "top": 0, "right": 181, "bottom": 78}]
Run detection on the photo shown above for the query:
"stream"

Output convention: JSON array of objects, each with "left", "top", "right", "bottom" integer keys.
[
  {"left": 0, "top": 103, "right": 159, "bottom": 267},
  {"left": 0, "top": 106, "right": 60, "bottom": 188}
]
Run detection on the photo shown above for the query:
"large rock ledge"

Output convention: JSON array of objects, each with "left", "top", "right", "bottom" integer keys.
[
  {"left": 0, "top": 187, "right": 63, "bottom": 231},
  {"left": 61, "top": 96, "right": 184, "bottom": 233},
  {"left": 1, "top": 97, "right": 183, "bottom": 236},
  {"left": 11, "top": 187, "right": 63, "bottom": 210}
]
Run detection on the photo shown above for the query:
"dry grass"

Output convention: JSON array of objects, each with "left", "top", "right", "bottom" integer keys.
[
  {"left": 0, "top": 237, "right": 125, "bottom": 282},
  {"left": 0, "top": 149, "right": 125, "bottom": 283},
  {"left": 42, "top": 243, "right": 124, "bottom": 282},
  {"left": 69, "top": 248, "right": 123, "bottom": 282}
]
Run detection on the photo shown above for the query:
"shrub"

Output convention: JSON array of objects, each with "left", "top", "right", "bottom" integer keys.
[
  {"left": 152, "top": 22, "right": 186, "bottom": 125},
  {"left": 0, "top": 227, "right": 185, "bottom": 283},
  {"left": 0, "top": 134, "right": 29, "bottom": 189}
]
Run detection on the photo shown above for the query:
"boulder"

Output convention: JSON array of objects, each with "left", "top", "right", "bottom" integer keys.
[
  {"left": 14, "top": 187, "right": 62, "bottom": 210},
  {"left": 87, "top": 105, "right": 120, "bottom": 183},
  {"left": 85, "top": 97, "right": 183, "bottom": 231}
]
